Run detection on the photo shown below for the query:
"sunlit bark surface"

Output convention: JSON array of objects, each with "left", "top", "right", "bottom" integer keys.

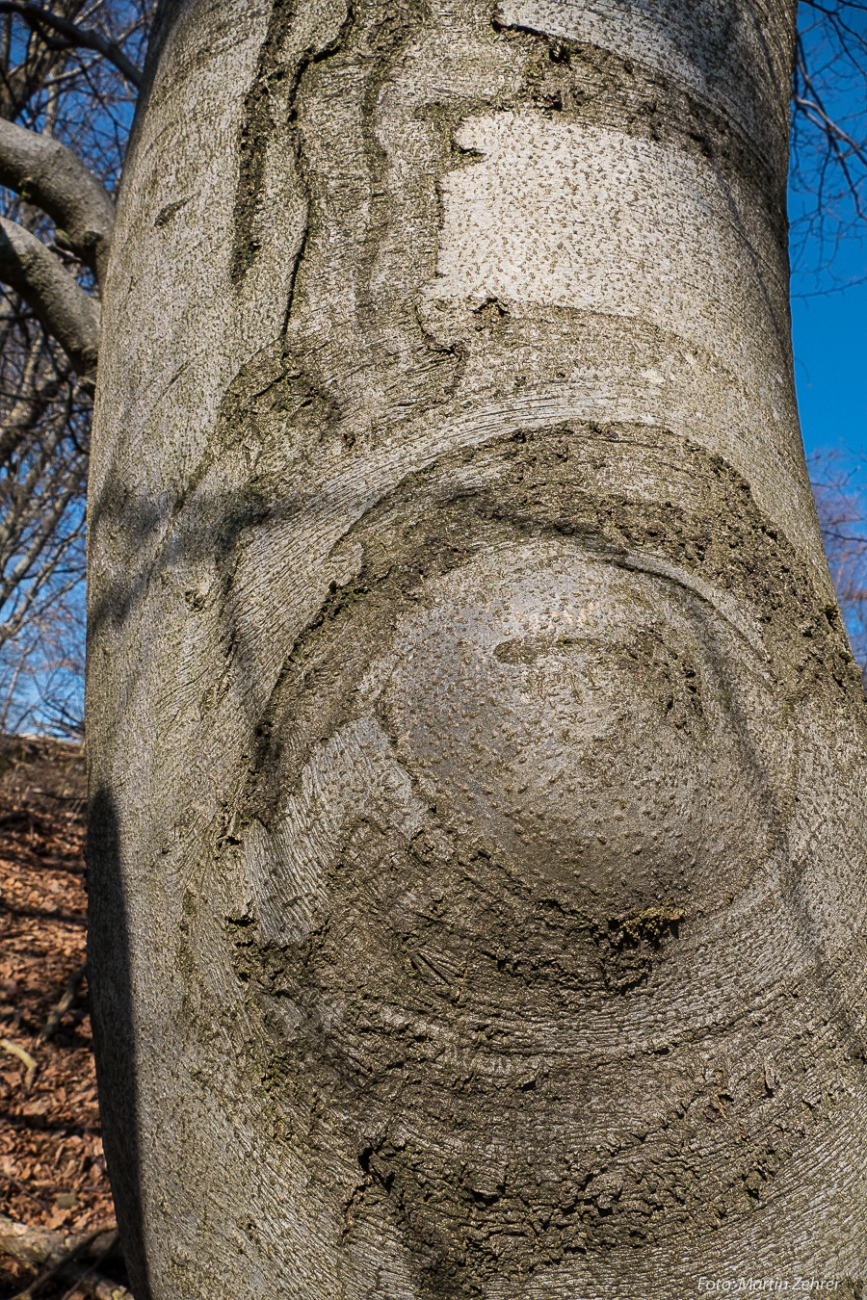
[{"left": 87, "top": 0, "right": 867, "bottom": 1294}]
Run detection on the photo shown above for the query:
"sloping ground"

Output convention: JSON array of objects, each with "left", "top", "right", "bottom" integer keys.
[{"left": 0, "top": 737, "right": 127, "bottom": 1297}]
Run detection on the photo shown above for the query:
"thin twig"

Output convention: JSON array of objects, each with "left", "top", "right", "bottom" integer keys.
[
  {"left": 57, "top": 1231, "right": 126, "bottom": 1300},
  {"left": 0, "top": 1036, "right": 36, "bottom": 1089},
  {"left": 39, "top": 962, "right": 86, "bottom": 1043}
]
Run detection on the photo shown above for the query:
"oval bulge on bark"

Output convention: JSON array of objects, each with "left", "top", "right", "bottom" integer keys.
[{"left": 376, "top": 538, "right": 782, "bottom": 919}]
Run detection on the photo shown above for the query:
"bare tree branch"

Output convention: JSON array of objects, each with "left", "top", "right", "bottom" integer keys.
[
  {"left": 0, "top": 1, "right": 100, "bottom": 122},
  {"left": 790, "top": 2, "right": 867, "bottom": 286},
  {"left": 0, "top": 4, "right": 152, "bottom": 731},
  {"left": 810, "top": 452, "right": 867, "bottom": 682},
  {"left": 0, "top": 1213, "right": 129, "bottom": 1300},
  {"left": 0, "top": 217, "right": 98, "bottom": 380},
  {"left": 0, "top": 1214, "right": 118, "bottom": 1273},
  {"left": 0, "top": 3, "right": 142, "bottom": 89},
  {"left": 0, "top": 117, "right": 114, "bottom": 283}
]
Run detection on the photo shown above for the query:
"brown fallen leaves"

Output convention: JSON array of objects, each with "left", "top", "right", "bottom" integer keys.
[{"left": 0, "top": 737, "right": 128, "bottom": 1298}]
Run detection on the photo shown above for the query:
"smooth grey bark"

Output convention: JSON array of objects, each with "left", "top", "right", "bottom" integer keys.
[{"left": 87, "top": 0, "right": 867, "bottom": 1296}]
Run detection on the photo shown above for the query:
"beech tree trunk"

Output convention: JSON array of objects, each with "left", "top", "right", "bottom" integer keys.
[{"left": 86, "top": 0, "right": 867, "bottom": 1294}]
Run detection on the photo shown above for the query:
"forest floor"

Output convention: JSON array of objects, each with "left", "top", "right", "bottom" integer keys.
[{"left": 0, "top": 736, "right": 128, "bottom": 1298}]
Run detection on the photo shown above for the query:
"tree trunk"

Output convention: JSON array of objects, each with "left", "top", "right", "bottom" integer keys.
[{"left": 86, "top": 0, "right": 867, "bottom": 1294}]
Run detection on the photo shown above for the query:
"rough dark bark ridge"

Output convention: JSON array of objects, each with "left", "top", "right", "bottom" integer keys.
[{"left": 87, "top": 0, "right": 867, "bottom": 1295}]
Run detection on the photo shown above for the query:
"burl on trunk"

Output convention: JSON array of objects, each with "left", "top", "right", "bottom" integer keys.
[{"left": 87, "top": 0, "right": 867, "bottom": 1295}]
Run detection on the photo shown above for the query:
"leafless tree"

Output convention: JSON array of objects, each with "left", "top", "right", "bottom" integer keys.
[
  {"left": 0, "top": 577, "right": 84, "bottom": 733},
  {"left": 87, "top": 1, "right": 867, "bottom": 1288},
  {"left": 810, "top": 450, "right": 867, "bottom": 674},
  {"left": 0, "top": 0, "right": 865, "bottom": 1288},
  {"left": 1, "top": 1, "right": 866, "bottom": 740},
  {"left": 0, "top": 1, "right": 148, "bottom": 733},
  {"left": 792, "top": 0, "right": 867, "bottom": 286}
]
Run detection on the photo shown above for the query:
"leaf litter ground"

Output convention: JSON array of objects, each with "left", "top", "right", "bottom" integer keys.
[{"left": 0, "top": 737, "right": 129, "bottom": 1297}]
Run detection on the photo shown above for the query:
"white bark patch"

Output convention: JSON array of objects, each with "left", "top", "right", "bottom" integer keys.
[{"left": 429, "top": 112, "right": 784, "bottom": 392}]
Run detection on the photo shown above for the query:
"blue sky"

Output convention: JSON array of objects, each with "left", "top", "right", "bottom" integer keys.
[
  {"left": 792, "top": 238, "right": 867, "bottom": 473},
  {"left": 790, "top": 1, "right": 867, "bottom": 478}
]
